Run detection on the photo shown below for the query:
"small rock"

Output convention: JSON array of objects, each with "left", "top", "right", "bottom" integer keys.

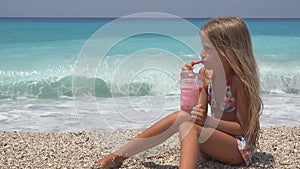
[{"left": 279, "top": 160, "right": 290, "bottom": 165}]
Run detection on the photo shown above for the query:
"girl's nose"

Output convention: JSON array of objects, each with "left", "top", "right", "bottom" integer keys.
[{"left": 200, "top": 50, "right": 206, "bottom": 58}]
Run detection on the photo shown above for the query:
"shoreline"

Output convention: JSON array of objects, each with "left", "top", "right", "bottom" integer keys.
[{"left": 0, "top": 126, "right": 299, "bottom": 168}]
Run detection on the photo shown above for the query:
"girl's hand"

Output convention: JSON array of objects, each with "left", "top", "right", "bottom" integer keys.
[
  {"left": 190, "top": 104, "right": 207, "bottom": 126},
  {"left": 181, "top": 60, "right": 198, "bottom": 73}
]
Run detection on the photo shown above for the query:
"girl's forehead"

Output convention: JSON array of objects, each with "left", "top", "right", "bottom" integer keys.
[
  {"left": 200, "top": 34, "right": 212, "bottom": 46},
  {"left": 200, "top": 32, "right": 209, "bottom": 41}
]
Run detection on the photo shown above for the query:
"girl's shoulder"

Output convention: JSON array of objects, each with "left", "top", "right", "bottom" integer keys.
[
  {"left": 231, "top": 73, "right": 246, "bottom": 97},
  {"left": 231, "top": 74, "right": 244, "bottom": 88}
]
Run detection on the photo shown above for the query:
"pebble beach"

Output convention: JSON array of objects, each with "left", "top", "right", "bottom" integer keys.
[{"left": 0, "top": 126, "right": 299, "bottom": 169}]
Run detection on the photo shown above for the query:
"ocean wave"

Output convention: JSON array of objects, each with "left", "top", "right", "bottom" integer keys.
[
  {"left": 0, "top": 75, "right": 159, "bottom": 99},
  {"left": 260, "top": 70, "right": 300, "bottom": 94},
  {"left": 1, "top": 70, "right": 299, "bottom": 100},
  {"left": 1, "top": 54, "right": 299, "bottom": 98}
]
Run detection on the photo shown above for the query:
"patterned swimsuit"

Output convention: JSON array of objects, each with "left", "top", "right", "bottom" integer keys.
[
  {"left": 207, "top": 71, "right": 253, "bottom": 166},
  {"left": 207, "top": 71, "right": 237, "bottom": 112}
]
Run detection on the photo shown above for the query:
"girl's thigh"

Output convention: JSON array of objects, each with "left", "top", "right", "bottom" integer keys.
[{"left": 198, "top": 127, "right": 244, "bottom": 165}]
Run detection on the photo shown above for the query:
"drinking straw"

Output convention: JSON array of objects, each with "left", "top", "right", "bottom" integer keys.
[{"left": 191, "top": 60, "right": 203, "bottom": 66}]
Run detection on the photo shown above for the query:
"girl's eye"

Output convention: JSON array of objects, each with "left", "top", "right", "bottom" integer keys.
[{"left": 204, "top": 45, "right": 212, "bottom": 51}]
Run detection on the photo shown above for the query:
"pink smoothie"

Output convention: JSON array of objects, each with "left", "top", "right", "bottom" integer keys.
[
  {"left": 180, "top": 60, "right": 203, "bottom": 113},
  {"left": 180, "top": 84, "right": 202, "bottom": 113}
]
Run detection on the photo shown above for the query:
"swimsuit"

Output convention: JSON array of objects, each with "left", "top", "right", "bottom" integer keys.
[
  {"left": 207, "top": 71, "right": 253, "bottom": 165},
  {"left": 207, "top": 71, "right": 237, "bottom": 112},
  {"left": 236, "top": 136, "right": 254, "bottom": 166}
]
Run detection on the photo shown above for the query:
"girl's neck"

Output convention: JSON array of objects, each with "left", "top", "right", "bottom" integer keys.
[
  {"left": 223, "top": 66, "right": 233, "bottom": 81},
  {"left": 210, "top": 67, "right": 233, "bottom": 81}
]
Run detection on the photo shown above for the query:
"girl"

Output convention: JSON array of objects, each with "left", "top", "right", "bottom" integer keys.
[{"left": 96, "top": 16, "right": 262, "bottom": 168}]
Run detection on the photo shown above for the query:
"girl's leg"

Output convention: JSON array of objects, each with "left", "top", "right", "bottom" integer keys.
[
  {"left": 178, "top": 122, "right": 244, "bottom": 169},
  {"left": 178, "top": 122, "right": 202, "bottom": 169},
  {"left": 97, "top": 110, "right": 190, "bottom": 168},
  {"left": 198, "top": 127, "right": 244, "bottom": 165}
]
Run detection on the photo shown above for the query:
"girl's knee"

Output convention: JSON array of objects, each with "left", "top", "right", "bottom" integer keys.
[
  {"left": 178, "top": 110, "right": 191, "bottom": 119},
  {"left": 171, "top": 110, "right": 191, "bottom": 124},
  {"left": 178, "top": 122, "right": 192, "bottom": 137},
  {"left": 178, "top": 122, "right": 202, "bottom": 141}
]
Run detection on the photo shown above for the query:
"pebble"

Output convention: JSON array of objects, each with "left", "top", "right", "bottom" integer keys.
[{"left": 0, "top": 126, "right": 299, "bottom": 168}]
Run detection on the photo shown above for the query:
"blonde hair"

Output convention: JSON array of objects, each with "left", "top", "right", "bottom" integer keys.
[{"left": 201, "top": 17, "right": 263, "bottom": 145}]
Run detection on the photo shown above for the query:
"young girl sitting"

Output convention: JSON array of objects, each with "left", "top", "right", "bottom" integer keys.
[{"left": 96, "top": 16, "right": 263, "bottom": 169}]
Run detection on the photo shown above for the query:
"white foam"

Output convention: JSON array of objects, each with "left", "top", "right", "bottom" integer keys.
[{"left": 1, "top": 92, "right": 299, "bottom": 132}]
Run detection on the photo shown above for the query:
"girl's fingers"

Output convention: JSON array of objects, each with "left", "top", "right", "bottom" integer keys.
[
  {"left": 192, "top": 107, "right": 199, "bottom": 112},
  {"left": 190, "top": 110, "right": 197, "bottom": 116},
  {"left": 182, "top": 61, "right": 196, "bottom": 71},
  {"left": 190, "top": 115, "right": 196, "bottom": 122},
  {"left": 181, "top": 66, "right": 189, "bottom": 71}
]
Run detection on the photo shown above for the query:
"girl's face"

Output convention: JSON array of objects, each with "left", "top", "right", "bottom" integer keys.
[{"left": 200, "top": 32, "right": 220, "bottom": 70}]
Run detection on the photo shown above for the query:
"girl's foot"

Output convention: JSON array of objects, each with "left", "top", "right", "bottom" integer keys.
[{"left": 95, "top": 153, "right": 126, "bottom": 169}]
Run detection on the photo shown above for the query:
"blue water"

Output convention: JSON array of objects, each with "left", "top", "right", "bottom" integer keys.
[{"left": 0, "top": 17, "right": 299, "bottom": 132}]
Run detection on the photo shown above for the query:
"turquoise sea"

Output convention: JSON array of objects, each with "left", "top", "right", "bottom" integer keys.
[{"left": 0, "top": 17, "right": 299, "bottom": 132}]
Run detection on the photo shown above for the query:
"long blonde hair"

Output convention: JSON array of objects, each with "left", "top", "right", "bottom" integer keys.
[{"left": 201, "top": 17, "right": 263, "bottom": 145}]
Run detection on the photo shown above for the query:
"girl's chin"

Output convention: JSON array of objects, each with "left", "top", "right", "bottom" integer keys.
[
  {"left": 205, "top": 62, "right": 223, "bottom": 69},
  {"left": 204, "top": 64, "right": 213, "bottom": 69}
]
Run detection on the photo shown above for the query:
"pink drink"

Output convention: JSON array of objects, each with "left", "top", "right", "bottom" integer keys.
[{"left": 180, "top": 72, "right": 203, "bottom": 113}]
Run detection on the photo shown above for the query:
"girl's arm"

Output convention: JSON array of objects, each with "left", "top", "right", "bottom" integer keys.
[
  {"left": 206, "top": 116, "right": 245, "bottom": 136},
  {"left": 197, "top": 68, "right": 209, "bottom": 109},
  {"left": 190, "top": 68, "right": 209, "bottom": 126}
]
